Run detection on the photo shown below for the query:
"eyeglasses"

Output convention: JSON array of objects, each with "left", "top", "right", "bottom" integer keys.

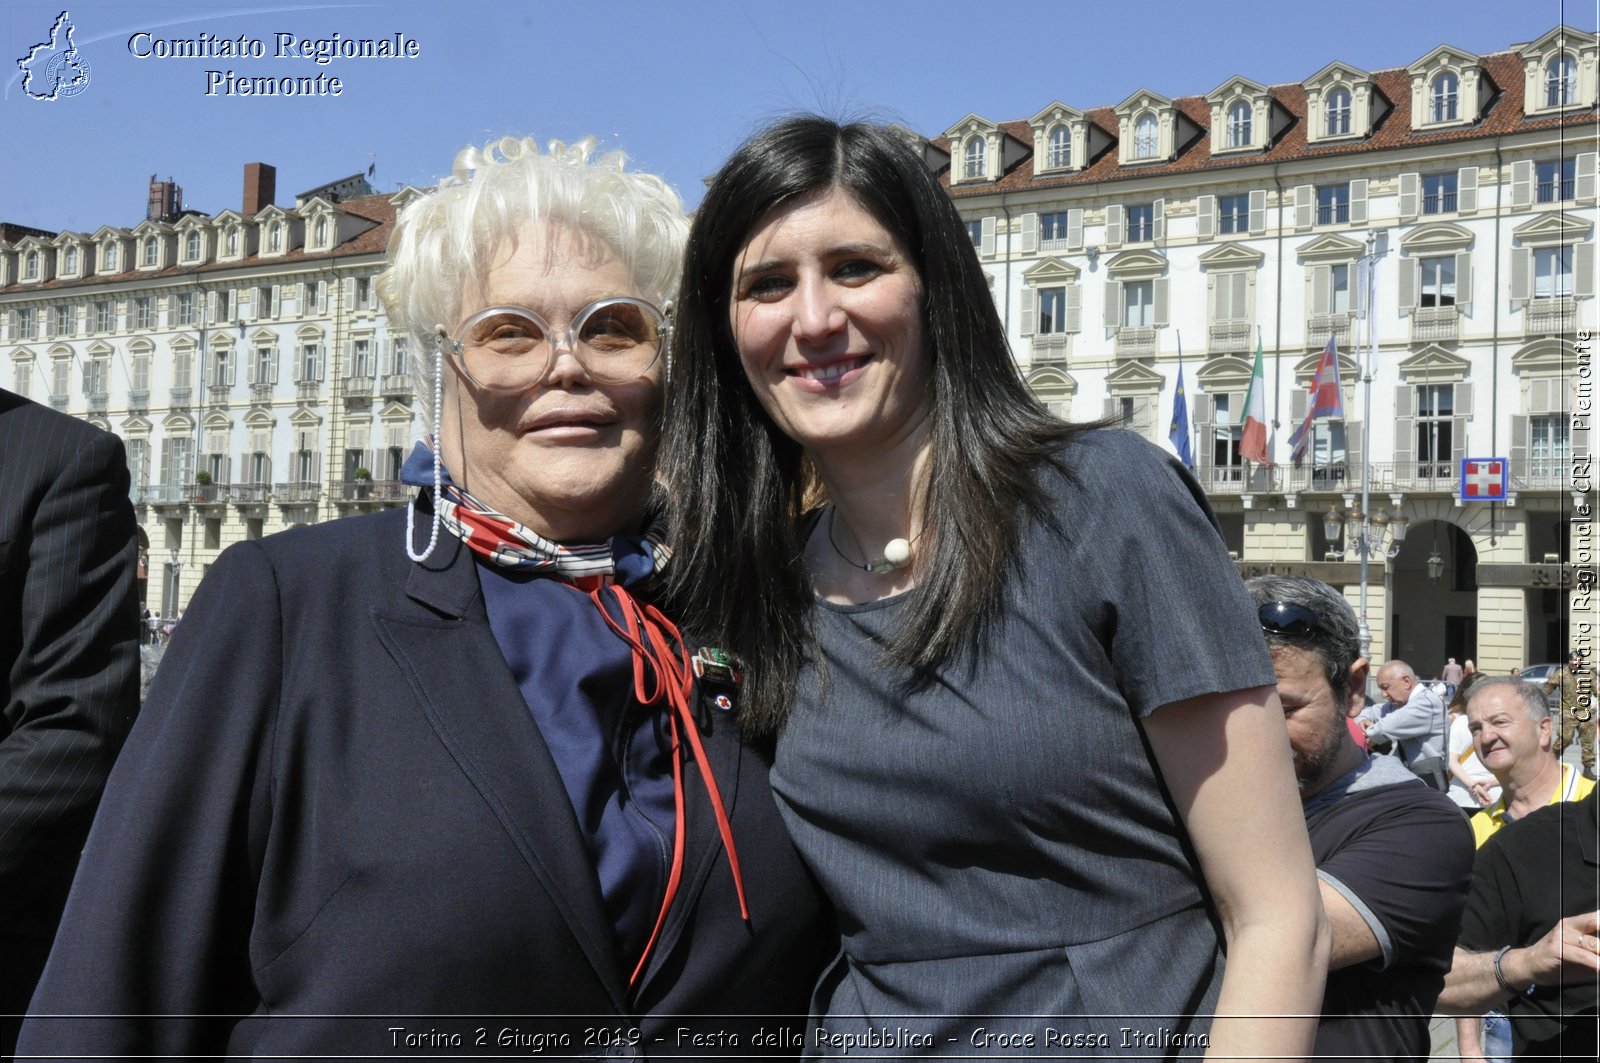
[
  {"left": 1258, "top": 602, "right": 1325, "bottom": 639},
  {"left": 445, "top": 297, "right": 667, "bottom": 390}
]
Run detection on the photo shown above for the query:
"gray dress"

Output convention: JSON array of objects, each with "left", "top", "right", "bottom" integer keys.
[{"left": 772, "top": 430, "right": 1277, "bottom": 1059}]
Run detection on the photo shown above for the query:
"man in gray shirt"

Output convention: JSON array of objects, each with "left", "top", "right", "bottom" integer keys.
[{"left": 1363, "top": 659, "right": 1448, "bottom": 790}]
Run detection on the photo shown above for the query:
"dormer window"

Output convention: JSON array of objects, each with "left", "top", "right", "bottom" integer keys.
[
  {"left": 1547, "top": 54, "right": 1577, "bottom": 107},
  {"left": 143, "top": 237, "right": 158, "bottom": 267},
  {"left": 1133, "top": 114, "right": 1158, "bottom": 159},
  {"left": 64, "top": 247, "right": 78, "bottom": 273},
  {"left": 1226, "top": 102, "right": 1252, "bottom": 148},
  {"left": 1047, "top": 126, "right": 1070, "bottom": 169},
  {"left": 269, "top": 224, "right": 282, "bottom": 252},
  {"left": 186, "top": 231, "right": 201, "bottom": 260},
  {"left": 103, "top": 245, "right": 117, "bottom": 271},
  {"left": 226, "top": 227, "right": 239, "bottom": 256},
  {"left": 1430, "top": 73, "right": 1458, "bottom": 122},
  {"left": 963, "top": 137, "right": 986, "bottom": 179},
  {"left": 1326, "top": 88, "right": 1352, "bottom": 136},
  {"left": 314, "top": 217, "right": 328, "bottom": 247},
  {"left": 24, "top": 251, "right": 38, "bottom": 279}
]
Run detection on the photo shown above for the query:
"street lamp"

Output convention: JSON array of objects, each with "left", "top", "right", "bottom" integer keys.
[{"left": 1323, "top": 498, "right": 1409, "bottom": 561}]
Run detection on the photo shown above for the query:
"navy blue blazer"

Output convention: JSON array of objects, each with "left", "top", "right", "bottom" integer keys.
[
  {"left": 0, "top": 389, "right": 139, "bottom": 1055},
  {"left": 18, "top": 509, "right": 831, "bottom": 1060}
]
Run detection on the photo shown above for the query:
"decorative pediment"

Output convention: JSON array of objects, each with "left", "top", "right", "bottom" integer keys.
[
  {"left": 1397, "top": 344, "right": 1471, "bottom": 379},
  {"left": 243, "top": 408, "right": 276, "bottom": 429},
  {"left": 1028, "top": 102, "right": 1092, "bottom": 173},
  {"left": 388, "top": 186, "right": 428, "bottom": 211},
  {"left": 295, "top": 323, "right": 326, "bottom": 340},
  {"left": 170, "top": 335, "right": 198, "bottom": 353},
  {"left": 85, "top": 340, "right": 115, "bottom": 357},
  {"left": 46, "top": 343, "right": 73, "bottom": 359},
  {"left": 1399, "top": 222, "right": 1474, "bottom": 253},
  {"left": 1104, "top": 248, "right": 1168, "bottom": 277},
  {"left": 1114, "top": 88, "right": 1173, "bottom": 116},
  {"left": 89, "top": 225, "right": 128, "bottom": 242},
  {"left": 1409, "top": 43, "right": 1480, "bottom": 76},
  {"left": 51, "top": 230, "right": 87, "bottom": 249},
  {"left": 289, "top": 406, "right": 322, "bottom": 428},
  {"left": 130, "top": 219, "right": 172, "bottom": 238},
  {"left": 1105, "top": 359, "right": 1165, "bottom": 390},
  {"left": 254, "top": 203, "right": 290, "bottom": 223},
  {"left": 1292, "top": 350, "right": 1360, "bottom": 382},
  {"left": 127, "top": 337, "right": 155, "bottom": 355},
  {"left": 1198, "top": 243, "right": 1265, "bottom": 269},
  {"left": 85, "top": 416, "right": 111, "bottom": 432},
  {"left": 1511, "top": 337, "right": 1577, "bottom": 373},
  {"left": 1030, "top": 101, "right": 1083, "bottom": 127},
  {"left": 212, "top": 209, "right": 244, "bottom": 226},
  {"left": 203, "top": 410, "right": 234, "bottom": 431},
  {"left": 378, "top": 400, "right": 414, "bottom": 421},
  {"left": 1197, "top": 355, "right": 1254, "bottom": 392},
  {"left": 1296, "top": 233, "right": 1365, "bottom": 264},
  {"left": 1513, "top": 211, "right": 1593, "bottom": 245},
  {"left": 248, "top": 327, "right": 278, "bottom": 345},
  {"left": 1521, "top": 25, "right": 1598, "bottom": 57},
  {"left": 161, "top": 411, "right": 195, "bottom": 432},
  {"left": 1022, "top": 257, "right": 1080, "bottom": 284},
  {"left": 120, "top": 414, "right": 153, "bottom": 434},
  {"left": 1205, "top": 75, "right": 1270, "bottom": 104},
  {"left": 173, "top": 213, "right": 208, "bottom": 232},
  {"left": 1304, "top": 60, "right": 1370, "bottom": 90},
  {"left": 9, "top": 345, "right": 36, "bottom": 361},
  {"left": 1025, "top": 366, "right": 1077, "bottom": 392}
]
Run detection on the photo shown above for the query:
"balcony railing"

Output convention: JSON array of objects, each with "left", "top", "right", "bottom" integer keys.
[
  {"left": 1208, "top": 321, "right": 1252, "bottom": 354},
  {"left": 145, "top": 484, "right": 190, "bottom": 505},
  {"left": 1029, "top": 334, "right": 1069, "bottom": 363},
  {"left": 251, "top": 383, "right": 274, "bottom": 404},
  {"left": 380, "top": 373, "right": 413, "bottom": 397},
  {"left": 1526, "top": 297, "right": 1575, "bottom": 338},
  {"left": 341, "top": 376, "right": 374, "bottom": 398},
  {"left": 1114, "top": 326, "right": 1158, "bottom": 359},
  {"left": 231, "top": 483, "right": 271, "bottom": 504},
  {"left": 128, "top": 388, "right": 150, "bottom": 411},
  {"left": 333, "top": 479, "right": 408, "bottom": 503},
  {"left": 273, "top": 481, "right": 322, "bottom": 504},
  {"left": 192, "top": 482, "right": 226, "bottom": 505},
  {"left": 1177, "top": 457, "right": 1570, "bottom": 501},
  {"left": 296, "top": 380, "right": 321, "bottom": 403},
  {"left": 87, "top": 390, "right": 109, "bottom": 414},
  {"left": 1511, "top": 460, "right": 1574, "bottom": 491},
  {"left": 207, "top": 385, "right": 232, "bottom": 407},
  {"left": 168, "top": 387, "right": 192, "bottom": 407},
  {"left": 48, "top": 393, "right": 69, "bottom": 411},
  {"left": 1039, "top": 235, "right": 1075, "bottom": 253},
  {"left": 1307, "top": 312, "right": 1353, "bottom": 351},
  {"left": 1412, "top": 306, "right": 1459, "bottom": 343}
]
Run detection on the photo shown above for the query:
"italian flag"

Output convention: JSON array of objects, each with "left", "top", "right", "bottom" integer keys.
[{"left": 1239, "top": 338, "right": 1273, "bottom": 465}]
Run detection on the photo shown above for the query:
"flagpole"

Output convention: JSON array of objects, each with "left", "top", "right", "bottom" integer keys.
[{"left": 1357, "top": 231, "right": 1379, "bottom": 659}]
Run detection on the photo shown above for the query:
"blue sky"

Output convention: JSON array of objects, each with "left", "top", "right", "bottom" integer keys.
[{"left": 0, "top": 0, "right": 1588, "bottom": 232}]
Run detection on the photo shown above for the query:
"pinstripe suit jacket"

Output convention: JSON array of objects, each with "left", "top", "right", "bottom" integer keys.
[{"left": 0, "top": 388, "right": 140, "bottom": 1042}]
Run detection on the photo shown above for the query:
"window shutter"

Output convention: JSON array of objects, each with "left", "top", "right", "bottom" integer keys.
[
  {"left": 1510, "top": 248, "right": 1532, "bottom": 305},
  {"left": 1153, "top": 277, "right": 1169, "bottom": 328},
  {"left": 1455, "top": 380, "right": 1473, "bottom": 417},
  {"left": 1578, "top": 152, "right": 1598, "bottom": 204},
  {"left": 1152, "top": 199, "right": 1166, "bottom": 243},
  {"left": 1020, "top": 213, "right": 1038, "bottom": 255},
  {"left": 980, "top": 217, "right": 996, "bottom": 257},
  {"left": 270, "top": 348, "right": 280, "bottom": 384},
  {"left": 1105, "top": 205, "right": 1124, "bottom": 249},
  {"left": 1576, "top": 243, "right": 1595, "bottom": 298},
  {"left": 1511, "top": 160, "right": 1533, "bottom": 208},
  {"left": 1393, "top": 386, "right": 1414, "bottom": 466},
  {"left": 1457, "top": 167, "right": 1478, "bottom": 214},
  {"left": 386, "top": 423, "right": 409, "bottom": 450},
  {"left": 1294, "top": 185, "right": 1313, "bottom": 231},
  {"left": 1248, "top": 190, "right": 1267, "bottom": 236},
  {"left": 1398, "top": 173, "right": 1420, "bottom": 220},
  {"left": 1311, "top": 266, "right": 1331, "bottom": 315},
  {"left": 1193, "top": 394, "right": 1212, "bottom": 426},
  {"left": 1291, "top": 389, "right": 1307, "bottom": 423},
  {"left": 1197, "top": 195, "right": 1216, "bottom": 240},
  {"left": 226, "top": 354, "right": 236, "bottom": 386},
  {"left": 1349, "top": 179, "right": 1368, "bottom": 225},
  {"left": 1020, "top": 288, "right": 1037, "bottom": 337},
  {"left": 1530, "top": 377, "right": 1553, "bottom": 412},
  {"left": 345, "top": 277, "right": 357, "bottom": 307},
  {"left": 1397, "top": 258, "right": 1418, "bottom": 315},
  {"left": 271, "top": 285, "right": 281, "bottom": 317},
  {"left": 1104, "top": 280, "right": 1122, "bottom": 329},
  {"left": 1455, "top": 252, "right": 1473, "bottom": 310},
  {"left": 1510, "top": 414, "right": 1528, "bottom": 475},
  {"left": 348, "top": 424, "right": 370, "bottom": 452},
  {"left": 246, "top": 352, "right": 257, "bottom": 385},
  {"left": 1575, "top": 414, "right": 1592, "bottom": 461},
  {"left": 1346, "top": 417, "right": 1362, "bottom": 473},
  {"left": 1064, "top": 285, "right": 1081, "bottom": 332},
  {"left": 1067, "top": 208, "right": 1084, "bottom": 251},
  {"left": 1103, "top": 397, "right": 1118, "bottom": 421}
]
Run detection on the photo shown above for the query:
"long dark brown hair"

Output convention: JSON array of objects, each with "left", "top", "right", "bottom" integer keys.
[{"left": 664, "top": 116, "right": 1093, "bottom": 733}]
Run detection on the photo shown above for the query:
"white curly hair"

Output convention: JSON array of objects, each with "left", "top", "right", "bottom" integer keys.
[{"left": 376, "top": 135, "right": 688, "bottom": 423}]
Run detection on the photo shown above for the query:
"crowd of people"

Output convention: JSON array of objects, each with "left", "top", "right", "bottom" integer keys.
[{"left": 2, "top": 116, "right": 1595, "bottom": 1062}]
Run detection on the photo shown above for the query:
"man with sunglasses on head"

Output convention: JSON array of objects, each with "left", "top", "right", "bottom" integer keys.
[{"left": 1247, "top": 575, "right": 1474, "bottom": 1061}]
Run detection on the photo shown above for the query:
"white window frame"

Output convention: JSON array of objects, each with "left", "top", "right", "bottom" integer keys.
[
  {"left": 1226, "top": 101, "right": 1252, "bottom": 148},
  {"left": 963, "top": 137, "right": 986, "bottom": 179},
  {"left": 1133, "top": 113, "right": 1159, "bottom": 159},
  {"left": 1046, "top": 126, "right": 1070, "bottom": 169},
  {"left": 1325, "top": 87, "right": 1352, "bottom": 136},
  {"left": 1547, "top": 53, "right": 1577, "bottom": 107},
  {"left": 1430, "top": 72, "right": 1459, "bottom": 122}
]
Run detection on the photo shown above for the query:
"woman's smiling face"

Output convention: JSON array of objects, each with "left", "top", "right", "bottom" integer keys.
[{"left": 728, "top": 187, "right": 930, "bottom": 462}]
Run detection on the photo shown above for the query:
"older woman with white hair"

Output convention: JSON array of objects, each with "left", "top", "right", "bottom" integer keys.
[{"left": 17, "top": 137, "right": 831, "bottom": 1059}]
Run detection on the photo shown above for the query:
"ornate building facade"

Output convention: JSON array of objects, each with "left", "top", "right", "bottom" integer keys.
[{"left": 924, "top": 26, "right": 1596, "bottom": 671}]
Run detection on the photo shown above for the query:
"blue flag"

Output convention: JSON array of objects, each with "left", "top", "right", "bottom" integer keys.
[{"left": 1169, "top": 348, "right": 1193, "bottom": 469}]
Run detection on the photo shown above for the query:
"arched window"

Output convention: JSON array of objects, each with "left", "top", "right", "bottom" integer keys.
[
  {"left": 64, "top": 247, "right": 77, "bottom": 273},
  {"left": 225, "top": 227, "right": 239, "bottom": 256},
  {"left": 1133, "top": 113, "right": 1159, "bottom": 159},
  {"left": 24, "top": 251, "right": 38, "bottom": 279},
  {"left": 186, "top": 231, "right": 201, "bottom": 260},
  {"left": 314, "top": 217, "right": 328, "bottom": 246},
  {"left": 143, "top": 237, "right": 158, "bottom": 266},
  {"left": 1226, "top": 101, "right": 1252, "bottom": 148},
  {"left": 269, "top": 224, "right": 282, "bottom": 252},
  {"left": 1046, "top": 125, "right": 1071, "bottom": 169},
  {"left": 104, "top": 244, "right": 118, "bottom": 271},
  {"left": 1430, "top": 72, "right": 1459, "bottom": 122},
  {"left": 963, "top": 136, "right": 986, "bottom": 179},
  {"left": 1546, "top": 53, "right": 1577, "bottom": 107},
  {"left": 1325, "top": 87, "right": 1352, "bottom": 135}
]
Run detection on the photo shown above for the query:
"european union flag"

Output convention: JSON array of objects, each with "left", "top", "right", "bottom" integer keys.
[{"left": 1169, "top": 356, "right": 1193, "bottom": 469}]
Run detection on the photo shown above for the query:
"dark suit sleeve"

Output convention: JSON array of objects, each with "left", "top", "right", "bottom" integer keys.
[
  {"left": 16, "top": 542, "right": 280, "bottom": 1058},
  {"left": 0, "top": 429, "right": 139, "bottom": 900}
]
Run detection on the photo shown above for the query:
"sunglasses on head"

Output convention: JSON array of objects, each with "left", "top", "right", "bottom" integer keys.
[{"left": 1258, "top": 602, "right": 1324, "bottom": 639}]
